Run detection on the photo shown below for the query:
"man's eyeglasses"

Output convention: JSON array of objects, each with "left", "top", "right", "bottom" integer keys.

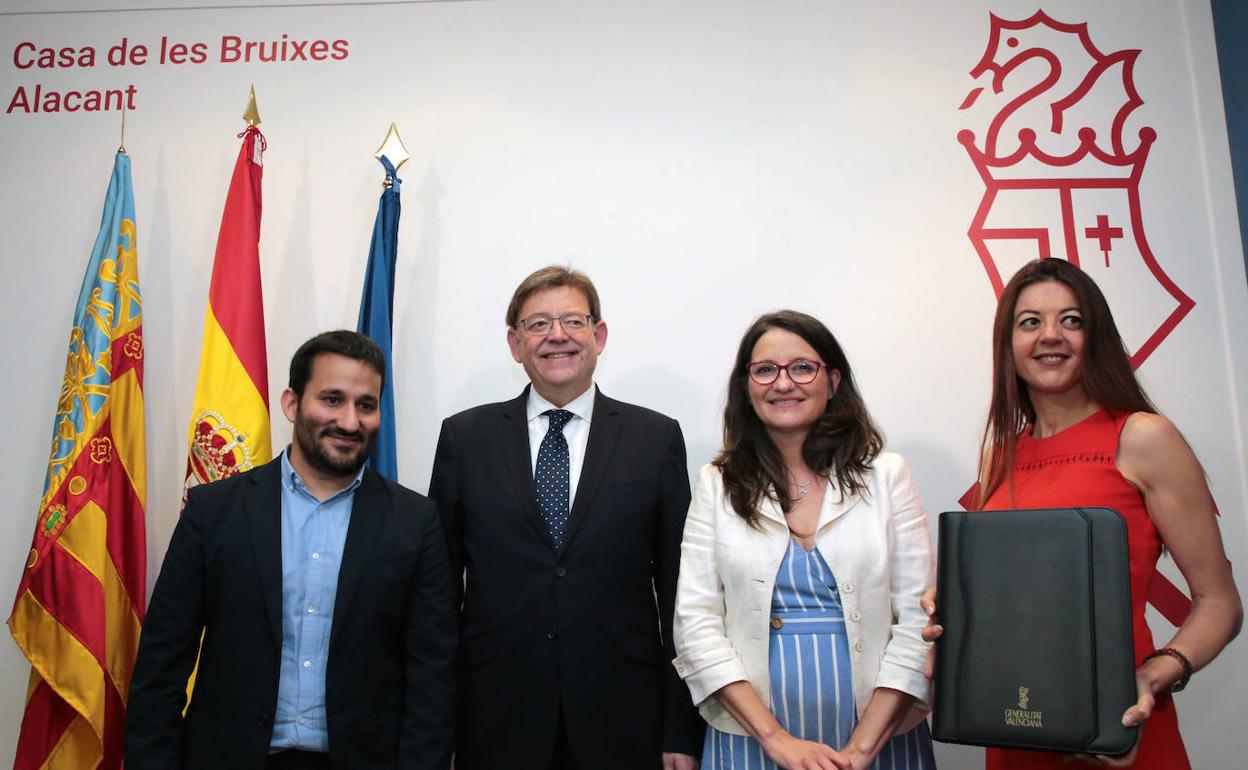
[
  {"left": 515, "top": 313, "right": 595, "bottom": 337},
  {"left": 746, "top": 359, "right": 824, "bottom": 385}
]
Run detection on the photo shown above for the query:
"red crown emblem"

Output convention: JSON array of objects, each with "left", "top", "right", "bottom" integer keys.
[
  {"left": 959, "top": 11, "right": 1153, "bottom": 183},
  {"left": 958, "top": 10, "right": 1193, "bottom": 369}
]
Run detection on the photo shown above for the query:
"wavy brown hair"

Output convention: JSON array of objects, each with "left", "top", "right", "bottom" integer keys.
[
  {"left": 976, "top": 259, "right": 1155, "bottom": 508},
  {"left": 714, "top": 311, "right": 883, "bottom": 527}
]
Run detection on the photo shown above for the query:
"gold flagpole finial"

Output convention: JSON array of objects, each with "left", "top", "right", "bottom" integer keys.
[
  {"left": 374, "top": 122, "right": 411, "bottom": 177},
  {"left": 118, "top": 105, "right": 127, "bottom": 154},
  {"left": 242, "top": 84, "right": 261, "bottom": 127}
]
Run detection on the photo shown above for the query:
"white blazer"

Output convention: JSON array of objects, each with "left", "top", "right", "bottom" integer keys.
[{"left": 672, "top": 453, "right": 934, "bottom": 735}]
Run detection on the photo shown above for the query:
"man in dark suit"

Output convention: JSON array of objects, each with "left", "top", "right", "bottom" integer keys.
[
  {"left": 429, "top": 267, "right": 703, "bottom": 770},
  {"left": 126, "top": 331, "right": 456, "bottom": 770}
]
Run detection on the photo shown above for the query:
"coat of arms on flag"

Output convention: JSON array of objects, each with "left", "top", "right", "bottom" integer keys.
[
  {"left": 9, "top": 151, "right": 146, "bottom": 770},
  {"left": 184, "top": 123, "right": 272, "bottom": 492}
]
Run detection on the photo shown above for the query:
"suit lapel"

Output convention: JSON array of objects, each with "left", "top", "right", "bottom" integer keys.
[
  {"left": 245, "top": 459, "right": 284, "bottom": 649},
  {"left": 818, "top": 480, "right": 862, "bottom": 530},
  {"left": 757, "top": 494, "right": 788, "bottom": 528},
  {"left": 330, "top": 471, "right": 387, "bottom": 649},
  {"left": 499, "top": 388, "right": 549, "bottom": 543},
  {"left": 560, "top": 389, "right": 621, "bottom": 557},
  {"left": 764, "top": 476, "right": 862, "bottom": 534}
]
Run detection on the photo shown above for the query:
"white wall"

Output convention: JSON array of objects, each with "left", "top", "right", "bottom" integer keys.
[{"left": 1, "top": 0, "right": 1244, "bottom": 766}]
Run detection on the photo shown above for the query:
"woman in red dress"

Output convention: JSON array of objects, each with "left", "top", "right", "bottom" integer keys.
[{"left": 927, "top": 258, "right": 1241, "bottom": 768}]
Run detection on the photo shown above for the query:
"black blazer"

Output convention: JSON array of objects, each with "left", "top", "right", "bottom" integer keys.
[
  {"left": 125, "top": 458, "right": 456, "bottom": 770},
  {"left": 428, "top": 388, "right": 704, "bottom": 770}
]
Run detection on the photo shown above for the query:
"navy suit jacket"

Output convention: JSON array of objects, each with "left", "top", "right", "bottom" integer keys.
[
  {"left": 125, "top": 457, "right": 457, "bottom": 769},
  {"left": 429, "top": 388, "right": 704, "bottom": 770}
]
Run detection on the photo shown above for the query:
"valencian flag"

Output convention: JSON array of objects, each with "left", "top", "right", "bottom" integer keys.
[
  {"left": 356, "top": 156, "right": 401, "bottom": 480},
  {"left": 184, "top": 125, "right": 272, "bottom": 491},
  {"left": 9, "top": 151, "right": 146, "bottom": 769}
]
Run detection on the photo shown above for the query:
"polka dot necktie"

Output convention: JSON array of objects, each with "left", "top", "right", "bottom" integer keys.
[{"left": 535, "top": 409, "right": 574, "bottom": 550}]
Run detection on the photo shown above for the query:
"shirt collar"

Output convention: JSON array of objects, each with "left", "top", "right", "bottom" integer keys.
[
  {"left": 527, "top": 383, "right": 596, "bottom": 426},
  {"left": 280, "top": 446, "right": 366, "bottom": 500}
]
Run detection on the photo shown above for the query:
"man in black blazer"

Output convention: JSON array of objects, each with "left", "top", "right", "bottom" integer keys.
[
  {"left": 429, "top": 267, "right": 703, "bottom": 770},
  {"left": 126, "top": 331, "right": 456, "bottom": 770}
]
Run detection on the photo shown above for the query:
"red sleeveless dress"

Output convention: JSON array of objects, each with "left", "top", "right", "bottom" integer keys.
[{"left": 980, "top": 409, "right": 1189, "bottom": 770}]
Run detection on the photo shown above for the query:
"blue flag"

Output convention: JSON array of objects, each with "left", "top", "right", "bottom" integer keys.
[{"left": 356, "top": 156, "right": 400, "bottom": 480}]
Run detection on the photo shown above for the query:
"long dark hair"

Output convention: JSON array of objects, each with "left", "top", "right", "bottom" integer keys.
[
  {"left": 977, "top": 259, "right": 1155, "bottom": 508},
  {"left": 714, "top": 310, "right": 883, "bottom": 527}
]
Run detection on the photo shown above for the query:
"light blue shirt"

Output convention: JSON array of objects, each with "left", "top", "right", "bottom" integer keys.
[{"left": 269, "top": 449, "right": 362, "bottom": 752}]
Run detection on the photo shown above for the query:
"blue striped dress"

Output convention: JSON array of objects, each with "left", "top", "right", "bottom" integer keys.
[{"left": 701, "top": 540, "right": 935, "bottom": 770}]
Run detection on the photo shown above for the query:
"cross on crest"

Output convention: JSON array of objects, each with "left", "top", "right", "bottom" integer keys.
[{"left": 1084, "top": 214, "right": 1123, "bottom": 266}]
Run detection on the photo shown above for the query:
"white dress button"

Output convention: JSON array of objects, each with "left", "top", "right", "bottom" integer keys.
[
  {"left": 303, "top": 660, "right": 312, "bottom": 668},
  {"left": 842, "top": 581, "right": 855, "bottom": 594},
  {"left": 849, "top": 609, "right": 861, "bottom": 622},
  {"left": 853, "top": 639, "right": 865, "bottom": 652}
]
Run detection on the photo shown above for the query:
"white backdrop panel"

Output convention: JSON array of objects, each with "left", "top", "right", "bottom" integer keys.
[{"left": 1, "top": 1, "right": 1244, "bottom": 767}]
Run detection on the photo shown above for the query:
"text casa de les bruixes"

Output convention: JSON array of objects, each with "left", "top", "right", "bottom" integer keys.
[{"left": 7, "top": 35, "right": 350, "bottom": 115}]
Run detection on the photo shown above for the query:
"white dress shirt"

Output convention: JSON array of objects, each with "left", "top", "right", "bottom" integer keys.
[
  {"left": 526, "top": 384, "right": 596, "bottom": 504},
  {"left": 672, "top": 453, "right": 935, "bottom": 735}
]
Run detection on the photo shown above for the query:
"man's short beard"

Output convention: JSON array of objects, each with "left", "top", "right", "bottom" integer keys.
[{"left": 294, "top": 414, "right": 376, "bottom": 478}]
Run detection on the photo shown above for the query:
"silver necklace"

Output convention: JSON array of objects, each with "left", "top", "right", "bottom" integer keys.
[{"left": 793, "top": 478, "right": 815, "bottom": 498}]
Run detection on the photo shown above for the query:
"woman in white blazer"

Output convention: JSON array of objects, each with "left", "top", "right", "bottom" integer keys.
[{"left": 673, "top": 311, "right": 936, "bottom": 770}]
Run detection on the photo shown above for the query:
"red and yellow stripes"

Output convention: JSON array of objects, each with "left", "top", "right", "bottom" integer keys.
[
  {"left": 205, "top": 127, "right": 268, "bottom": 403},
  {"left": 184, "top": 126, "right": 271, "bottom": 488},
  {"left": 11, "top": 360, "right": 146, "bottom": 769},
  {"left": 11, "top": 154, "right": 145, "bottom": 770},
  {"left": 14, "top": 673, "right": 121, "bottom": 770},
  {"left": 185, "top": 306, "right": 273, "bottom": 468}
]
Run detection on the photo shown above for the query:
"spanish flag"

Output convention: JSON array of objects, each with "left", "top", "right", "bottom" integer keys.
[
  {"left": 9, "top": 151, "right": 146, "bottom": 769},
  {"left": 184, "top": 125, "right": 272, "bottom": 490}
]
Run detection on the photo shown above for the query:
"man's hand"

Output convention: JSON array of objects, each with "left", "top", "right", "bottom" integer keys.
[{"left": 662, "top": 752, "right": 697, "bottom": 770}]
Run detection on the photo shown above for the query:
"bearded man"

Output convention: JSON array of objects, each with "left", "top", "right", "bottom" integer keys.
[{"left": 127, "top": 331, "right": 456, "bottom": 770}]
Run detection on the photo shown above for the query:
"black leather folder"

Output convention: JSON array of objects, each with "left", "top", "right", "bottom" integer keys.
[{"left": 932, "top": 507, "right": 1139, "bottom": 756}]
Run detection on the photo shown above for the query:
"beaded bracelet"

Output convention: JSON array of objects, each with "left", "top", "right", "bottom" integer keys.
[{"left": 1142, "top": 647, "right": 1193, "bottom": 692}]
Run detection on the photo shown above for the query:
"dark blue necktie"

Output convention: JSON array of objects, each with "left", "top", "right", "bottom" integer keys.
[{"left": 535, "top": 409, "right": 573, "bottom": 549}]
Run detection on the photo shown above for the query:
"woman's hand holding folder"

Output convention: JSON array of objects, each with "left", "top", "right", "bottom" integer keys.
[{"left": 920, "top": 586, "right": 1150, "bottom": 767}]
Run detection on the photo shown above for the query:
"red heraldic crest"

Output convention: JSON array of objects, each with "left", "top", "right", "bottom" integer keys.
[
  {"left": 958, "top": 11, "right": 1203, "bottom": 626},
  {"left": 959, "top": 11, "right": 1193, "bottom": 367}
]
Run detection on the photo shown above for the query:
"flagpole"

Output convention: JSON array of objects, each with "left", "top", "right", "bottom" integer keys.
[
  {"left": 243, "top": 83, "right": 261, "bottom": 127},
  {"left": 118, "top": 105, "right": 127, "bottom": 154},
  {"left": 373, "top": 122, "right": 411, "bottom": 185}
]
